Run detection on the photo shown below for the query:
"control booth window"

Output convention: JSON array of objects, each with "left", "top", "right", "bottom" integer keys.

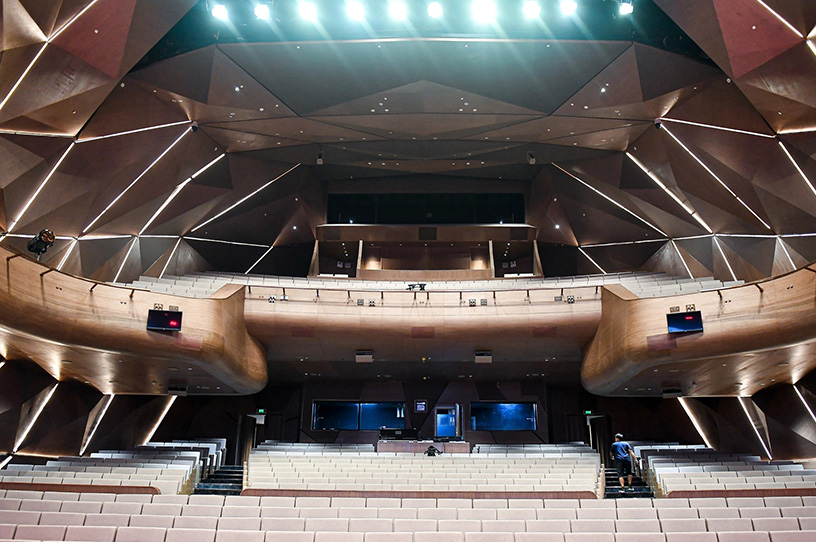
[
  {"left": 313, "top": 401, "right": 405, "bottom": 431},
  {"left": 470, "top": 402, "right": 537, "bottom": 431}
]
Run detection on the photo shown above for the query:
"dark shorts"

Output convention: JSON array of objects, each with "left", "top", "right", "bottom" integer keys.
[{"left": 616, "top": 459, "right": 632, "bottom": 477}]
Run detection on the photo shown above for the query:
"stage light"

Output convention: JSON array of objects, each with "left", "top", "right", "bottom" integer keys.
[
  {"left": 428, "top": 1, "right": 443, "bottom": 18},
  {"left": 523, "top": 1, "right": 541, "bottom": 18},
  {"left": 560, "top": 0, "right": 577, "bottom": 15},
  {"left": 389, "top": 1, "right": 407, "bottom": 20},
  {"left": 346, "top": 1, "right": 365, "bottom": 21},
  {"left": 27, "top": 229, "right": 56, "bottom": 261},
  {"left": 619, "top": 0, "right": 633, "bottom": 15},
  {"left": 211, "top": 3, "right": 228, "bottom": 20},
  {"left": 299, "top": 1, "right": 318, "bottom": 21},
  {"left": 472, "top": 0, "right": 497, "bottom": 22},
  {"left": 254, "top": 4, "right": 270, "bottom": 20}
]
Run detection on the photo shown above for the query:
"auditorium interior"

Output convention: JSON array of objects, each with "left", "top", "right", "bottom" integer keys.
[{"left": 2, "top": 0, "right": 816, "bottom": 540}]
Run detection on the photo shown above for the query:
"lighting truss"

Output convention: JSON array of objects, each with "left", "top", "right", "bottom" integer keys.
[
  {"left": 553, "top": 163, "right": 667, "bottom": 237},
  {"left": 661, "top": 125, "right": 772, "bottom": 230}
]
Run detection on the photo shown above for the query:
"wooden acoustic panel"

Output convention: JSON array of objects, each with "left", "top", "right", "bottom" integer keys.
[
  {"left": 0, "top": 246, "right": 266, "bottom": 395},
  {"left": 582, "top": 266, "right": 816, "bottom": 396}
]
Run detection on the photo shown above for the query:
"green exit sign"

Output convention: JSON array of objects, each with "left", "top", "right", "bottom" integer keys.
[
  {"left": 583, "top": 410, "right": 594, "bottom": 415},
  {"left": 257, "top": 408, "right": 266, "bottom": 414}
]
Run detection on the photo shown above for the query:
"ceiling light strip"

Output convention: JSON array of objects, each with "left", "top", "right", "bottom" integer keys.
[
  {"left": 659, "top": 117, "right": 776, "bottom": 139},
  {"left": 139, "top": 154, "right": 226, "bottom": 236},
  {"left": 662, "top": 126, "right": 772, "bottom": 230},
  {"left": 0, "top": 129, "right": 73, "bottom": 138},
  {"left": 8, "top": 142, "right": 75, "bottom": 233},
  {"left": 0, "top": 0, "right": 100, "bottom": 115},
  {"left": 778, "top": 125, "right": 816, "bottom": 135},
  {"left": 778, "top": 237, "right": 796, "bottom": 270},
  {"left": 183, "top": 236, "right": 270, "bottom": 248},
  {"left": 79, "top": 235, "right": 133, "bottom": 240},
  {"left": 752, "top": 0, "right": 804, "bottom": 38},
  {"left": 142, "top": 396, "right": 177, "bottom": 445},
  {"left": 13, "top": 383, "right": 59, "bottom": 453},
  {"left": 77, "top": 120, "right": 192, "bottom": 143},
  {"left": 578, "top": 247, "right": 607, "bottom": 274},
  {"left": 739, "top": 396, "right": 773, "bottom": 460},
  {"left": 113, "top": 238, "right": 137, "bottom": 284},
  {"left": 678, "top": 397, "right": 713, "bottom": 449},
  {"left": 552, "top": 163, "right": 667, "bottom": 237},
  {"left": 778, "top": 141, "right": 816, "bottom": 198},
  {"left": 808, "top": 40, "right": 816, "bottom": 59},
  {"left": 159, "top": 238, "right": 182, "bottom": 279},
  {"left": 190, "top": 164, "right": 301, "bottom": 233},
  {"left": 245, "top": 246, "right": 275, "bottom": 275},
  {"left": 79, "top": 394, "right": 114, "bottom": 456},
  {"left": 49, "top": 0, "right": 101, "bottom": 41},
  {"left": 0, "top": 456, "right": 12, "bottom": 469},
  {"left": 794, "top": 386, "right": 816, "bottom": 425},
  {"left": 57, "top": 239, "right": 78, "bottom": 271},
  {"left": 0, "top": 44, "right": 48, "bottom": 114},
  {"left": 83, "top": 127, "right": 193, "bottom": 234},
  {"left": 579, "top": 239, "right": 666, "bottom": 248},
  {"left": 714, "top": 236, "right": 737, "bottom": 282},
  {"left": 671, "top": 240, "right": 693, "bottom": 278},
  {"left": 626, "top": 152, "right": 713, "bottom": 233}
]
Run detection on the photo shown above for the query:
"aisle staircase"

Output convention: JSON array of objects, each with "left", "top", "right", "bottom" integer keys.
[
  {"left": 193, "top": 465, "right": 244, "bottom": 496},
  {"left": 603, "top": 466, "right": 654, "bottom": 499}
]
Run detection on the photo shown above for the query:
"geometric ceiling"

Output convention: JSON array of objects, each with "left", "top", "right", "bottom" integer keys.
[{"left": 2, "top": 0, "right": 816, "bottom": 285}]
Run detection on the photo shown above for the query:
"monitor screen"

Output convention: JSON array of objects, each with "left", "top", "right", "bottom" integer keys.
[
  {"left": 667, "top": 310, "right": 703, "bottom": 333},
  {"left": 147, "top": 310, "right": 182, "bottom": 331}
]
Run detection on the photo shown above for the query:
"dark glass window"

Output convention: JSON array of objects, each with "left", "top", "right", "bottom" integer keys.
[
  {"left": 327, "top": 193, "right": 524, "bottom": 225},
  {"left": 470, "top": 402, "right": 537, "bottom": 431},
  {"left": 312, "top": 401, "right": 406, "bottom": 430}
]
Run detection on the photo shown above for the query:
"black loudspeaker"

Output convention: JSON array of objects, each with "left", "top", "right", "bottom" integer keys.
[{"left": 147, "top": 309, "right": 182, "bottom": 331}]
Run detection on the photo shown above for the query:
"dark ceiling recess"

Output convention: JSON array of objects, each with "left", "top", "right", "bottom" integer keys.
[
  {"left": 137, "top": 0, "right": 709, "bottom": 69},
  {"left": 327, "top": 194, "right": 525, "bottom": 225}
]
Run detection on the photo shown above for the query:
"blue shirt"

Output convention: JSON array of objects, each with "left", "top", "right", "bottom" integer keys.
[{"left": 611, "top": 441, "right": 632, "bottom": 461}]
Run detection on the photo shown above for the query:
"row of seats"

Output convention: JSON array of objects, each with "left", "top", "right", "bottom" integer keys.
[
  {"left": 639, "top": 447, "right": 816, "bottom": 496},
  {"left": 2, "top": 491, "right": 816, "bottom": 541},
  {"left": 118, "top": 270, "right": 738, "bottom": 300},
  {"left": 246, "top": 451, "right": 601, "bottom": 492},
  {"left": 0, "top": 440, "right": 226, "bottom": 495}
]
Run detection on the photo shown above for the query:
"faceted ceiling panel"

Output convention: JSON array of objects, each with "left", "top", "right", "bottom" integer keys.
[{"left": 0, "top": 0, "right": 815, "bottom": 284}]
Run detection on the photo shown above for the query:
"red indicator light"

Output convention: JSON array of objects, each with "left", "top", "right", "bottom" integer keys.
[
  {"left": 685, "top": 316, "right": 693, "bottom": 320},
  {"left": 169, "top": 320, "right": 179, "bottom": 327}
]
